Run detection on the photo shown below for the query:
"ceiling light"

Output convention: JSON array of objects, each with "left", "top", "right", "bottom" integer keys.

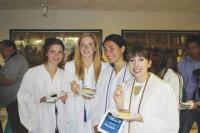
[{"left": 41, "top": 0, "right": 48, "bottom": 17}]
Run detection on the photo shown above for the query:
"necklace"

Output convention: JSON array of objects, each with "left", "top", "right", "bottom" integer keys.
[
  {"left": 104, "top": 64, "right": 127, "bottom": 112},
  {"left": 128, "top": 74, "right": 150, "bottom": 133}
]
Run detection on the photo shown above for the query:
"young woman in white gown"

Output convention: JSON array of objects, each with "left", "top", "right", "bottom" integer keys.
[
  {"left": 158, "top": 49, "right": 196, "bottom": 110},
  {"left": 17, "top": 38, "right": 68, "bottom": 133},
  {"left": 113, "top": 45, "right": 179, "bottom": 133},
  {"left": 64, "top": 33, "right": 109, "bottom": 133},
  {"left": 95, "top": 34, "right": 132, "bottom": 125}
]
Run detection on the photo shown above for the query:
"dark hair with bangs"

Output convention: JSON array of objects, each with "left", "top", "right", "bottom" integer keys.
[{"left": 128, "top": 45, "right": 150, "bottom": 60}]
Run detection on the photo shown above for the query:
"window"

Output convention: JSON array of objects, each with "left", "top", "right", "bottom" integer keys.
[{"left": 10, "top": 29, "right": 102, "bottom": 67}]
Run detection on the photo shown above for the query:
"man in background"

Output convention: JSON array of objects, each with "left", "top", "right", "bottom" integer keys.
[
  {"left": 0, "top": 40, "right": 28, "bottom": 133},
  {"left": 178, "top": 35, "right": 200, "bottom": 133}
]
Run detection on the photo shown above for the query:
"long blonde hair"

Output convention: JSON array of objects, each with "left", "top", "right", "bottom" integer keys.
[{"left": 74, "top": 33, "right": 101, "bottom": 82}]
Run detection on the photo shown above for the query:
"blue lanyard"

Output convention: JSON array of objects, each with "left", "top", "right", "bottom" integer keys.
[
  {"left": 104, "top": 65, "right": 127, "bottom": 112},
  {"left": 82, "top": 80, "right": 87, "bottom": 122},
  {"left": 54, "top": 103, "right": 59, "bottom": 133},
  {"left": 82, "top": 80, "right": 97, "bottom": 122}
]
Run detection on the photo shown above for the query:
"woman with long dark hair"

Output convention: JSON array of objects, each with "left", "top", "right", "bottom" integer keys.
[
  {"left": 158, "top": 49, "right": 179, "bottom": 99},
  {"left": 17, "top": 38, "right": 67, "bottom": 133},
  {"left": 95, "top": 34, "right": 132, "bottom": 125}
]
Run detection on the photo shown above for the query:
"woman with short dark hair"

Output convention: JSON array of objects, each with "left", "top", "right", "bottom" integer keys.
[{"left": 113, "top": 45, "right": 179, "bottom": 133}]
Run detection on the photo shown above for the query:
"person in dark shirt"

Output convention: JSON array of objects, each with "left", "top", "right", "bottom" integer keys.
[{"left": 0, "top": 40, "right": 29, "bottom": 133}]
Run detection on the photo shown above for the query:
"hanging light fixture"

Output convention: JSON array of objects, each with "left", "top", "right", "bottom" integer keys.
[{"left": 41, "top": 0, "right": 48, "bottom": 17}]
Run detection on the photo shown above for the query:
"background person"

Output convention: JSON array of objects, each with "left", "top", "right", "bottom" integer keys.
[
  {"left": 158, "top": 49, "right": 180, "bottom": 102},
  {"left": 0, "top": 40, "right": 28, "bottom": 133},
  {"left": 178, "top": 35, "right": 200, "bottom": 133}
]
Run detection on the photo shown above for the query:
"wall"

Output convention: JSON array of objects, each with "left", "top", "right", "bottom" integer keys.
[{"left": 0, "top": 9, "right": 200, "bottom": 40}]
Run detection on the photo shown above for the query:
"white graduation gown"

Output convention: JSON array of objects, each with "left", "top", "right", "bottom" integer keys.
[
  {"left": 17, "top": 65, "right": 66, "bottom": 133},
  {"left": 121, "top": 73, "right": 179, "bottom": 133},
  {"left": 95, "top": 64, "right": 132, "bottom": 124},
  {"left": 64, "top": 60, "right": 109, "bottom": 133}
]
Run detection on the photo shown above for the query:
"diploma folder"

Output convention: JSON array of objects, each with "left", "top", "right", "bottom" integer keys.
[{"left": 98, "top": 111, "right": 125, "bottom": 133}]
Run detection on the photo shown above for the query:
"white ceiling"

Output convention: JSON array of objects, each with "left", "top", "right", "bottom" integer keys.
[{"left": 0, "top": 0, "right": 200, "bottom": 12}]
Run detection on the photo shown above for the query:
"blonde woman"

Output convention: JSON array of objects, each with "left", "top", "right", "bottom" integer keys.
[{"left": 64, "top": 33, "right": 109, "bottom": 133}]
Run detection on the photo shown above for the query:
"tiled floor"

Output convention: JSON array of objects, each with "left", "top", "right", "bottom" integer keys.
[
  {"left": 0, "top": 108, "right": 7, "bottom": 131},
  {"left": 190, "top": 122, "right": 198, "bottom": 133},
  {"left": 190, "top": 128, "right": 198, "bottom": 133},
  {"left": 0, "top": 108, "right": 198, "bottom": 132}
]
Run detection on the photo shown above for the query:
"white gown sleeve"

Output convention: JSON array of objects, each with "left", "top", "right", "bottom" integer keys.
[
  {"left": 17, "top": 70, "right": 39, "bottom": 131},
  {"left": 92, "top": 84, "right": 103, "bottom": 126},
  {"left": 93, "top": 66, "right": 114, "bottom": 126},
  {"left": 64, "top": 62, "right": 77, "bottom": 122},
  {"left": 164, "top": 70, "right": 180, "bottom": 104}
]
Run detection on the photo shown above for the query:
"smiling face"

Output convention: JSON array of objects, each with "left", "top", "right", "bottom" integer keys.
[
  {"left": 129, "top": 55, "right": 151, "bottom": 82},
  {"left": 79, "top": 36, "right": 96, "bottom": 59},
  {"left": 103, "top": 40, "right": 125, "bottom": 64},
  {"left": 47, "top": 44, "right": 64, "bottom": 65}
]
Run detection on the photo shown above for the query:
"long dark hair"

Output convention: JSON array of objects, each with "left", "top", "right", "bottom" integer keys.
[
  {"left": 103, "top": 34, "right": 127, "bottom": 61},
  {"left": 43, "top": 38, "right": 65, "bottom": 67},
  {"left": 158, "top": 49, "right": 178, "bottom": 78}
]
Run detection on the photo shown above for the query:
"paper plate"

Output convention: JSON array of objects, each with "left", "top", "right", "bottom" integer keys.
[
  {"left": 112, "top": 110, "right": 142, "bottom": 121},
  {"left": 45, "top": 91, "right": 65, "bottom": 103},
  {"left": 80, "top": 88, "right": 96, "bottom": 95},
  {"left": 112, "top": 111, "right": 132, "bottom": 120}
]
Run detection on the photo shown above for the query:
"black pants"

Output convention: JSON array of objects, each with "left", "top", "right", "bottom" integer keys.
[
  {"left": 0, "top": 119, "right": 3, "bottom": 133},
  {"left": 6, "top": 100, "right": 28, "bottom": 133},
  {"left": 179, "top": 109, "right": 200, "bottom": 133}
]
